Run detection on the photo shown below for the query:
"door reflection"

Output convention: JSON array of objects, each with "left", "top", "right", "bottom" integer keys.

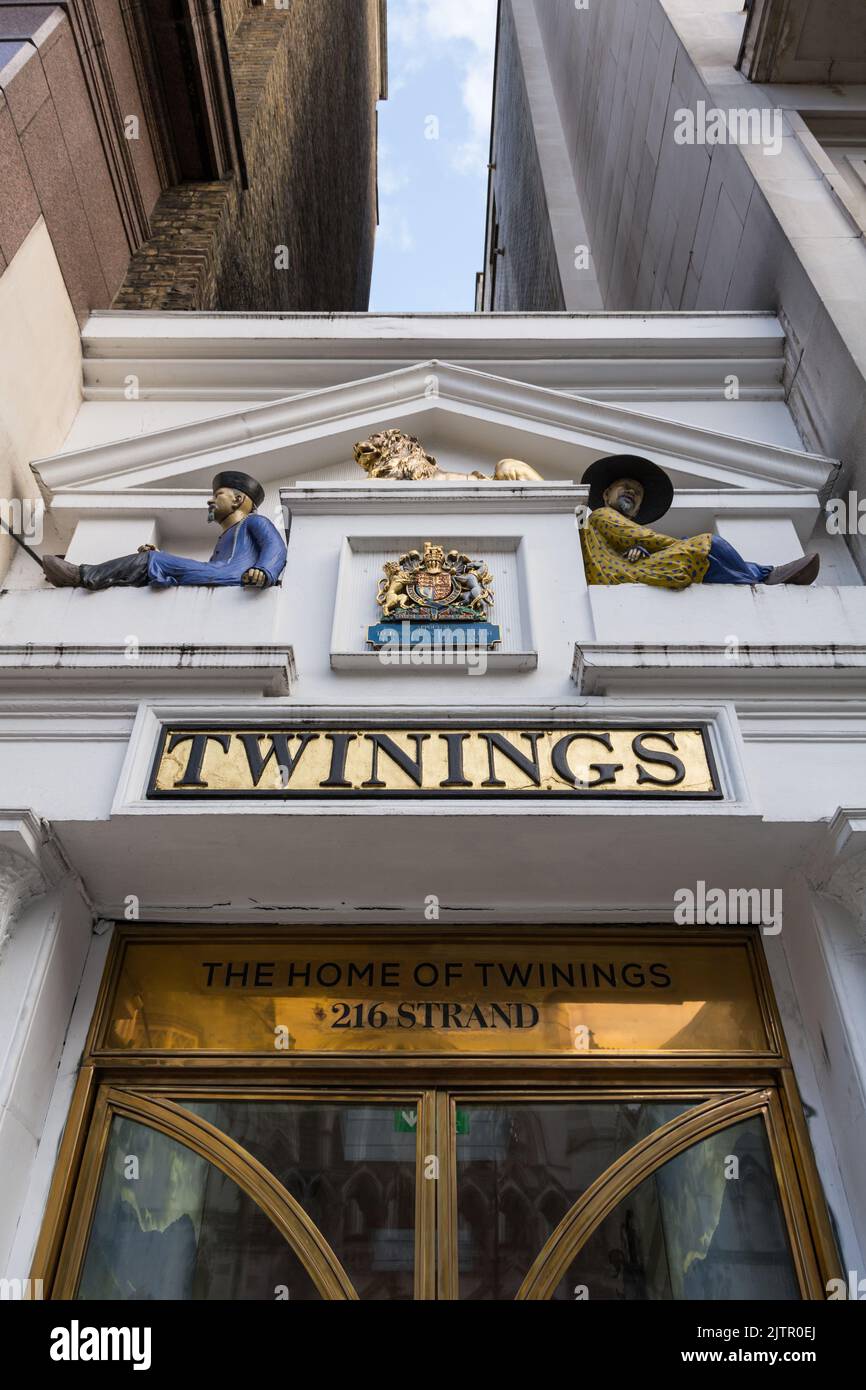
[
  {"left": 456, "top": 1103, "right": 688, "bottom": 1300},
  {"left": 78, "top": 1118, "right": 321, "bottom": 1301}
]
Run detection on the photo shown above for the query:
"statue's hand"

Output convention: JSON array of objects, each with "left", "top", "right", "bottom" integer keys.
[
  {"left": 242, "top": 567, "right": 269, "bottom": 588},
  {"left": 626, "top": 546, "right": 649, "bottom": 563},
  {"left": 138, "top": 544, "right": 157, "bottom": 553}
]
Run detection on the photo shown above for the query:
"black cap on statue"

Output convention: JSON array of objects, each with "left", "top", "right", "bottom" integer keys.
[{"left": 212, "top": 471, "right": 266, "bottom": 510}]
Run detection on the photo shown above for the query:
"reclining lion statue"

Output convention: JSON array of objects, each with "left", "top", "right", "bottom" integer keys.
[{"left": 353, "top": 429, "right": 543, "bottom": 482}]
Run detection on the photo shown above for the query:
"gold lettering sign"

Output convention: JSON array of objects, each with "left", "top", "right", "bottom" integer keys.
[
  {"left": 148, "top": 725, "right": 720, "bottom": 798},
  {"left": 98, "top": 930, "right": 772, "bottom": 1057}
]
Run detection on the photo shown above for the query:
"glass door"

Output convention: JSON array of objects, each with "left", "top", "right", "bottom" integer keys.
[
  {"left": 57, "top": 1087, "right": 434, "bottom": 1300},
  {"left": 52, "top": 1083, "right": 822, "bottom": 1300},
  {"left": 443, "top": 1090, "right": 809, "bottom": 1300}
]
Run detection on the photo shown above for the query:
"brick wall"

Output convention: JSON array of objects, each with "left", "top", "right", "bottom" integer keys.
[
  {"left": 220, "top": 0, "right": 248, "bottom": 42},
  {"left": 114, "top": 0, "right": 381, "bottom": 312}
]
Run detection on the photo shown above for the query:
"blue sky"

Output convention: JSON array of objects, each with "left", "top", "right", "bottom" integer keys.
[{"left": 369, "top": 0, "right": 498, "bottom": 312}]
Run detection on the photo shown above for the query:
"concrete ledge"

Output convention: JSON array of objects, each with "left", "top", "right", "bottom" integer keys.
[
  {"left": 574, "top": 641, "right": 866, "bottom": 695},
  {"left": 0, "top": 584, "right": 286, "bottom": 648},
  {"left": 331, "top": 650, "right": 538, "bottom": 673},
  {"left": 588, "top": 582, "right": 866, "bottom": 649},
  {"left": 0, "top": 645, "right": 294, "bottom": 696}
]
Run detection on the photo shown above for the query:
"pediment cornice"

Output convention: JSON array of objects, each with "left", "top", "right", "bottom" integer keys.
[{"left": 34, "top": 360, "right": 838, "bottom": 496}]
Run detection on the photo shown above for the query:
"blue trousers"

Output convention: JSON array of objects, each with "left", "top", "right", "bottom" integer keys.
[{"left": 703, "top": 536, "right": 772, "bottom": 585}]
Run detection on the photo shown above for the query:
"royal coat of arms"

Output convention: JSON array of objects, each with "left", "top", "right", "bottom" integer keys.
[{"left": 368, "top": 542, "right": 500, "bottom": 648}]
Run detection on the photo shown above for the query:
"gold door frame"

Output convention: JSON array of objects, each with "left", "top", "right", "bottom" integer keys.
[
  {"left": 48, "top": 1083, "right": 437, "bottom": 1301},
  {"left": 32, "top": 924, "right": 842, "bottom": 1301},
  {"left": 514, "top": 1088, "right": 818, "bottom": 1299},
  {"left": 52, "top": 1087, "right": 359, "bottom": 1300}
]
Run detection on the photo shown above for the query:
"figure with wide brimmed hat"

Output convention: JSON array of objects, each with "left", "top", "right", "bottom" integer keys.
[
  {"left": 580, "top": 455, "right": 820, "bottom": 589},
  {"left": 42, "top": 471, "right": 287, "bottom": 591}
]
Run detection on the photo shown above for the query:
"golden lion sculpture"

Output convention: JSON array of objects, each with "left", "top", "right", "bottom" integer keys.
[
  {"left": 377, "top": 559, "right": 417, "bottom": 616},
  {"left": 353, "top": 429, "right": 543, "bottom": 482}
]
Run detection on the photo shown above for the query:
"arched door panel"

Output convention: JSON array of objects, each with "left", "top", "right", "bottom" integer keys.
[
  {"left": 181, "top": 1097, "right": 421, "bottom": 1300},
  {"left": 450, "top": 1097, "right": 696, "bottom": 1300},
  {"left": 518, "top": 1091, "right": 812, "bottom": 1299},
  {"left": 54, "top": 1089, "right": 358, "bottom": 1300}
]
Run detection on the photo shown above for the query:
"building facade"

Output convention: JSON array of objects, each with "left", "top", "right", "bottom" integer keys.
[
  {"left": 0, "top": 311, "right": 864, "bottom": 1299},
  {"left": 479, "top": 0, "right": 866, "bottom": 576},
  {"left": 0, "top": 0, "right": 386, "bottom": 578}
]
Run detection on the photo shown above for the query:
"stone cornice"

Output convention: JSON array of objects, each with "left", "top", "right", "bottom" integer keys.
[
  {"left": 0, "top": 646, "right": 294, "bottom": 697},
  {"left": 34, "top": 360, "right": 838, "bottom": 496},
  {"left": 82, "top": 310, "right": 789, "bottom": 353},
  {"left": 81, "top": 310, "right": 788, "bottom": 399},
  {"left": 573, "top": 643, "right": 866, "bottom": 695},
  {"left": 809, "top": 807, "right": 866, "bottom": 927}
]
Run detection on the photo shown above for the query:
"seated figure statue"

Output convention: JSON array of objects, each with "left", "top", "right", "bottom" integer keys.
[
  {"left": 580, "top": 454, "right": 820, "bottom": 588},
  {"left": 42, "top": 471, "right": 287, "bottom": 591}
]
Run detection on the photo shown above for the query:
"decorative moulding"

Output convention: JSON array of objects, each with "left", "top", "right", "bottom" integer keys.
[
  {"left": 809, "top": 808, "right": 866, "bottom": 928},
  {"left": 573, "top": 643, "right": 866, "bottom": 695},
  {"left": 110, "top": 700, "right": 753, "bottom": 820},
  {"left": 0, "top": 647, "right": 294, "bottom": 697},
  {"left": 33, "top": 361, "right": 838, "bottom": 495},
  {"left": 0, "top": 811, "right": 68, "bottom": 957}
]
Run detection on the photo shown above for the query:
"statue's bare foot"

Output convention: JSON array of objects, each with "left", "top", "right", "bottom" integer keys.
[{"left": 42, "top": 556, "right": 82, "bottom": 587}]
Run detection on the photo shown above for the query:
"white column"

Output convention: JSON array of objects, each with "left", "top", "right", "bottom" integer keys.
[
  {"left": 795, "top": 808, "right": 866, "bottom": 1270},
  {"left": 0, "top": 813, "right": 92, "bottom": 1283}
]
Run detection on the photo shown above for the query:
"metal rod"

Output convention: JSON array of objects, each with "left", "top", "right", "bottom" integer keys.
[{"left": 0, "top": 514, "right": 44, "bottom": 568}]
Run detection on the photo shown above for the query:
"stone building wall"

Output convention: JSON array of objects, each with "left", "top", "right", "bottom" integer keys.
[
  {"left": 220, "top": 0, "right": 248, "bottom": 41},
  {"left": 113, "top": 0, "right": 382, "bottom": 312},
  {"left": 487, "top": 0, "right": 563, "bottom": 312}
]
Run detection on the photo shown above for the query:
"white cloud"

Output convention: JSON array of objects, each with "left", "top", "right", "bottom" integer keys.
[
  {"left": 388, "top": 0, "right": 496, "bottom": 177},
  {"left": 423, "top": 0, "right": 498, "bottom": 50},
  {"left": 454, "top": 59, "right": 495, "bottom": 177}
]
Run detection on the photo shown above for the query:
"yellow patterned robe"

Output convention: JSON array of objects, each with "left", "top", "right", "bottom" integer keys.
[{"left": 581, "top": 507, "right": 712, "bottom": 589}]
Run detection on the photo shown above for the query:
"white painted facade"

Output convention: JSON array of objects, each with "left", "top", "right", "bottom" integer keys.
[
  {"left": 0, "top": 311, "right": 865, "bottom": 1288},
  {"left": 0, "top": 221, "right": 82, "bottom": 577}
]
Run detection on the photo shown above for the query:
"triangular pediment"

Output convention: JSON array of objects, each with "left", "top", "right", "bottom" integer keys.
[{"left": 34, "top": 360, "right": 837, "bottom": 498}]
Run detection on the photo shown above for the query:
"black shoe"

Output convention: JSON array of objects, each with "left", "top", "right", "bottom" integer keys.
[
  {"left": 42, "top": 556, "right": 82, "bottom": 587},
  {"left": 765, "top": 554, "right": 820, "bottom": 586}
]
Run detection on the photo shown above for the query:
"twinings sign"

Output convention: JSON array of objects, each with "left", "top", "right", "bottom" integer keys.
[
  {"left": 99, "top": 930, "right": 773, "bottom": 1057},
  {"left": 148, "top": 724, "right": 720, "bottom": 798}
]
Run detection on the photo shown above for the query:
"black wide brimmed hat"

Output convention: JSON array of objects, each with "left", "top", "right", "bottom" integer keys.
[
  {"left": 581, "top": 454, "right": 674, "bottom": 525},
  {"left": 212, "top": 470, "right": 266, "bottom": 510}
]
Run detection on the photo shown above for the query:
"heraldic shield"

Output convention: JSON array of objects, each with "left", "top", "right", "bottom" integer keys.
[{"left": 368, "top": 542, "right": 502, "bottom": 650}]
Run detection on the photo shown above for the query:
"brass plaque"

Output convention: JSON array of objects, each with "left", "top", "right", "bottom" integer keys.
[
  {"left": 148, "top": 725, "right": 720, "bottom": 798},
  {"left": 99, "top": 931, "right": 772, "bottom": 1057}
]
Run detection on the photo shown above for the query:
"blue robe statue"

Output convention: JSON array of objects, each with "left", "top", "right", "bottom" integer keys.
[
  {"left": 75, "top": 513, "right": 287, "bottom": 591},
  {"left": 146, "top": 513, "right": 287, "bottom": 587}
]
